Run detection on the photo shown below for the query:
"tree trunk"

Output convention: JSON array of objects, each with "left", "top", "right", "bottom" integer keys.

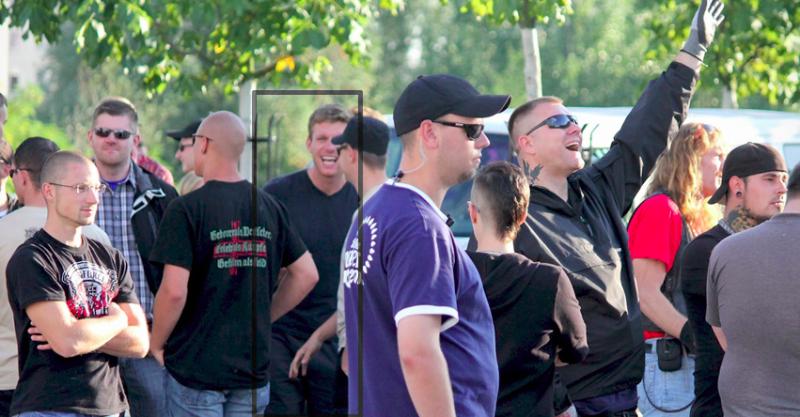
[
  {"left": 238, "top": 80, "right": 255, "bottom": 182},
  {"left": 721, "top": 85, "right": 738, "bottom": 109},
  {"left": 520, "top": 26, "right": 543, "bottom": 100}
]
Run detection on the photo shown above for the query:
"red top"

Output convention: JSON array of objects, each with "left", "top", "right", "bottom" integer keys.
[
  {"left": 628, "top": 194, "right": 684, "bottom": 340},
  {"left": 136, "top": 154, "right": 175, "bottom": 186},
  {"left": 628, "top": 194, "right": 683, "bottom": 272}
]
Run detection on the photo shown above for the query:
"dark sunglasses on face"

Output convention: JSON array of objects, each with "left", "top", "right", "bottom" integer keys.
[
  {"left": 432, "top": 120, "right": 485, "bottom": 140},
  {"left": 94, "top": 127, "right": 133, "bottom": 140},
  {"left": 526, "top": 114, "right": 579, "bottom": 135},
  {"left": 9, "top": 167, "right": 35, "bottom": 178}
]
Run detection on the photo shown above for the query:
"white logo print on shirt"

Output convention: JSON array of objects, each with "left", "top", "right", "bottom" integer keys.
[{"left": 343, "top": 216, "right": 378, "bottom": 288}]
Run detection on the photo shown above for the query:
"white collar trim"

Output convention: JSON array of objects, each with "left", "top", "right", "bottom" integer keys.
[{"left": 384, "top": 180, "right": 448, "bottom": 222}]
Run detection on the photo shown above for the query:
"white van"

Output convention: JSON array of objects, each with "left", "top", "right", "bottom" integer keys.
[{"left": 385, "top": 108, "right": 800, "bottom": 243}]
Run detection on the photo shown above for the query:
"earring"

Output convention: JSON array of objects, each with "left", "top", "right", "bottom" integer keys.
[{"left": 735, "top": 191, "right": 742, "bottom": 197}]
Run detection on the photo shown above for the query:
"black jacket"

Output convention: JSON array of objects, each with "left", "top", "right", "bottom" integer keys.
[
  {"left": 514, "top": 62, "right": 697, "bottom": 401},
  {"left": 130, "top": 162, "right": 179, "bottom": 295}
]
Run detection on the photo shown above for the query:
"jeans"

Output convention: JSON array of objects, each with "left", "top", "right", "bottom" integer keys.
[
  {"left": 637, "top": 340, "right": 695, "bottom": 417},
  {"left": 15, "top": 412, "right": 117, "bottom": 417},
  {"left": 119, "top": 356, "right": 168, "bottom": 417},
  {"left": 265, "top": 331, "right": 339, "bottom": 415},
  {"left": 166, "top": 373, "right": 269, "bottom": 417}
]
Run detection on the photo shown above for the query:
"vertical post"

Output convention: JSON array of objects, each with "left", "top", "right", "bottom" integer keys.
[{"left": 239, "top": 80, "right": 256, "bottom": 182}]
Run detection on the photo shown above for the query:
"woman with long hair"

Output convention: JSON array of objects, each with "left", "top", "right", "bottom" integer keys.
[{"left": 628, "top": 122, "right": 724, "bottom": 416}]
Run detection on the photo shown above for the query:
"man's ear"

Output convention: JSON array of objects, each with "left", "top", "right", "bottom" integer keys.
[
  {"left": 306, "top": 136, "right": 312, "bottom": 151},
  {"left": 468, "top": 201, "right": 479, "bottom": 225},
  {"left": 729, "top": 176, "right": 744, "bottom": 195},
  {"left": 419, "top": 120, "right": 439, "bottom": 150}
]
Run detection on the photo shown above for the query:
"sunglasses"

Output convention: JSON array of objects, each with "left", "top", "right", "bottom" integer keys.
[
  {"left": 178, "top": 143, "right": 194, "bottom": 152},
  {"left": 432, "top": 120, "right": 485, "bottom": 140},
  {"left": 336, "top": 144, "right": 349, "bottom": 156},
  {"left": 525, "top": 114, "right": 579, "bottom": 135},
  {"left": 94, "top": 127, "right": 134, "bottom": 140},
  {"left": 9, "top": 167, "right": 36, "bottom": 178}
]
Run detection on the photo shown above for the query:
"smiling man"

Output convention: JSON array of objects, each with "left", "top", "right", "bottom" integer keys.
[
  {"left": 506, "top": 1, "right": 725, "bottom": 415},
  {"left": 263, "top": 104, "right": 358, "bottom": 415}
]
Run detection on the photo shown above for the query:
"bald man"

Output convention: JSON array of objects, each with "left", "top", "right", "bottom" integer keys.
[
  {"left": 6, "top": 151, "right": 148, "bottom": 417},
  {"left": 149, "top": 111, "right": 319, "bottom": 417}
]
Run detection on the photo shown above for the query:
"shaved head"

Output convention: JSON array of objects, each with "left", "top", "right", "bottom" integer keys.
[
  {"left": 197, "top": 111, "right": 247, "bottom": 160},
  {"left": 41, "top": 151, "right": 94, "bottom": 185}
]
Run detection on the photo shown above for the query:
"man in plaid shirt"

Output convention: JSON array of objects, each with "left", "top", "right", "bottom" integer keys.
[{"left": 88, "top": 97, "right": 178, "bottom": 417}]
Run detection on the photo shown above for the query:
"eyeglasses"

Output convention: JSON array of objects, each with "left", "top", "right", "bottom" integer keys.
[
  {"left": 525, "top": 114, "right": 579, "bottom": 135},
  {"left": 48, "top": 182, "right": 108, "bottom": 195},
  {"left": 9, "top": 167, "right": 36, "bottom": 178},
  {"left": 432, "top": 120, "right": 485, "bottom": 140},
  {"left": 336, "top": 144, "right": 349, "bottom": 156},
  {"left": 191, "top": 133, "right": 214, "bottom": 145},
  {"left": 178, "top": 143, "right": 194, "bottom": 152},
  {"left": 94, "top": 127, "right": 134, "bottom": 140}
]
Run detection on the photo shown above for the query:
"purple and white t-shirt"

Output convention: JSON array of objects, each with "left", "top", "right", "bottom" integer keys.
[{"left": 343, "top": 181, "right": 498, "bottom": 417}]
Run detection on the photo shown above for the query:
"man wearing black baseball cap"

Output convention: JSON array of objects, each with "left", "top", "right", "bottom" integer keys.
[
  {"left": 680, "top": 142, "right": 787, "bottom": 417},
  {"left": 341, "top": 75, "right": 510, "bottom": 417},
  {"left": 166, "top": 120, "right": 204, "bottom": 195}
]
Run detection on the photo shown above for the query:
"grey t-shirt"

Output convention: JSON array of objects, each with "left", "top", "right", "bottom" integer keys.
[{"left": 706, "top": 212, "right": 800, "bottom": 417}]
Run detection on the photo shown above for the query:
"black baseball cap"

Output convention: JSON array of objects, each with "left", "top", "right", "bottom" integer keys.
[
  {"left": 393, "top": 74, "right": 511, "bottom": 137},
  {"left": 708, "top": 142, "right": 787, "bottom": 204},
  {"left": 332, "top": 116, "right": 389, "bottom": 156},
  {"left": 165, "top": 120, "right": 202, "bottom": 140}
]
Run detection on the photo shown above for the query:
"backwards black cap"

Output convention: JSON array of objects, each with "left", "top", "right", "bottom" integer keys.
[{"left": 709, "top": 142, "right": 787, "bottom": 204}]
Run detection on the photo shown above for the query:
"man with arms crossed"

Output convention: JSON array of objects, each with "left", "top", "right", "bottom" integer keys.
[
  {"left": 343, "top": 74, "right": 510, "bottom": 417},
  {"left": 0, "top": 138, "right": 112, "bottom": 417},
  {"left": 149, "top": 111, "right": 319, "bottom": 416},
  {"left": 6, "top": 151, "right": 148, "bottom": 417}
]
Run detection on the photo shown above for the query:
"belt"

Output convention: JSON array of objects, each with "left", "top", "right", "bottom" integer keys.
[{"left": 580, "top": 409, "right": 639, "bottom": 417}]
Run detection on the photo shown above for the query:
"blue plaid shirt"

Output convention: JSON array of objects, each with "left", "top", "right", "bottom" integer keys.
[{"left": 96, "top": 164, "right": 152, "bottom": 318}]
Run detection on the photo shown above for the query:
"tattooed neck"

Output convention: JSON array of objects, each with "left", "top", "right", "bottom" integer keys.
[
  {"left": 723, "top": 205, "right": 764, "bottom": 233},
  {"left": 522, "top": 161, "right": 544, "bottom": 185}
]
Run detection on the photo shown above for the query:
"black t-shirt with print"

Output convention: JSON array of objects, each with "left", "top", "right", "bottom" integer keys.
[
  {"left": 264, "top": 170, "right": 358, "bottom": 338},
  {"left": 5, "top": 230, "right": 138, "bottom": 416},
  {"left": 150, "top": 180, "right": 307, "bottom": 390}
]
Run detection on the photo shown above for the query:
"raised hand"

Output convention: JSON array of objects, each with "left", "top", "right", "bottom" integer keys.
[{"left": 682, "top": 0, "right": 726, "bottom": 61}]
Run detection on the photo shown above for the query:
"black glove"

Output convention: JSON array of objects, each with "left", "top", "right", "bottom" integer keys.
[
  {"left": 679, "top": 321, "right": 696, "bottom": 354},
  {"left": 681, "top": 0, "right": 726, "bottom": 61}
]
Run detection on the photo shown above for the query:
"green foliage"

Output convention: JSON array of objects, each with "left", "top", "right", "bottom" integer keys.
[
  {"left": 3, "top": 86, "right": 72, "bottom": 151},
  {"left": 0, "top": 0, "right": 398, "bottom": 95},
  {"left": 446, "top": 0, "right": 572, "bottom": 27},
  {"left": 34, "top": 30, "right": 238, "bottom": 176},
  {"left": 642, "top": 0, "right": 800, "bottom": 107}
]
